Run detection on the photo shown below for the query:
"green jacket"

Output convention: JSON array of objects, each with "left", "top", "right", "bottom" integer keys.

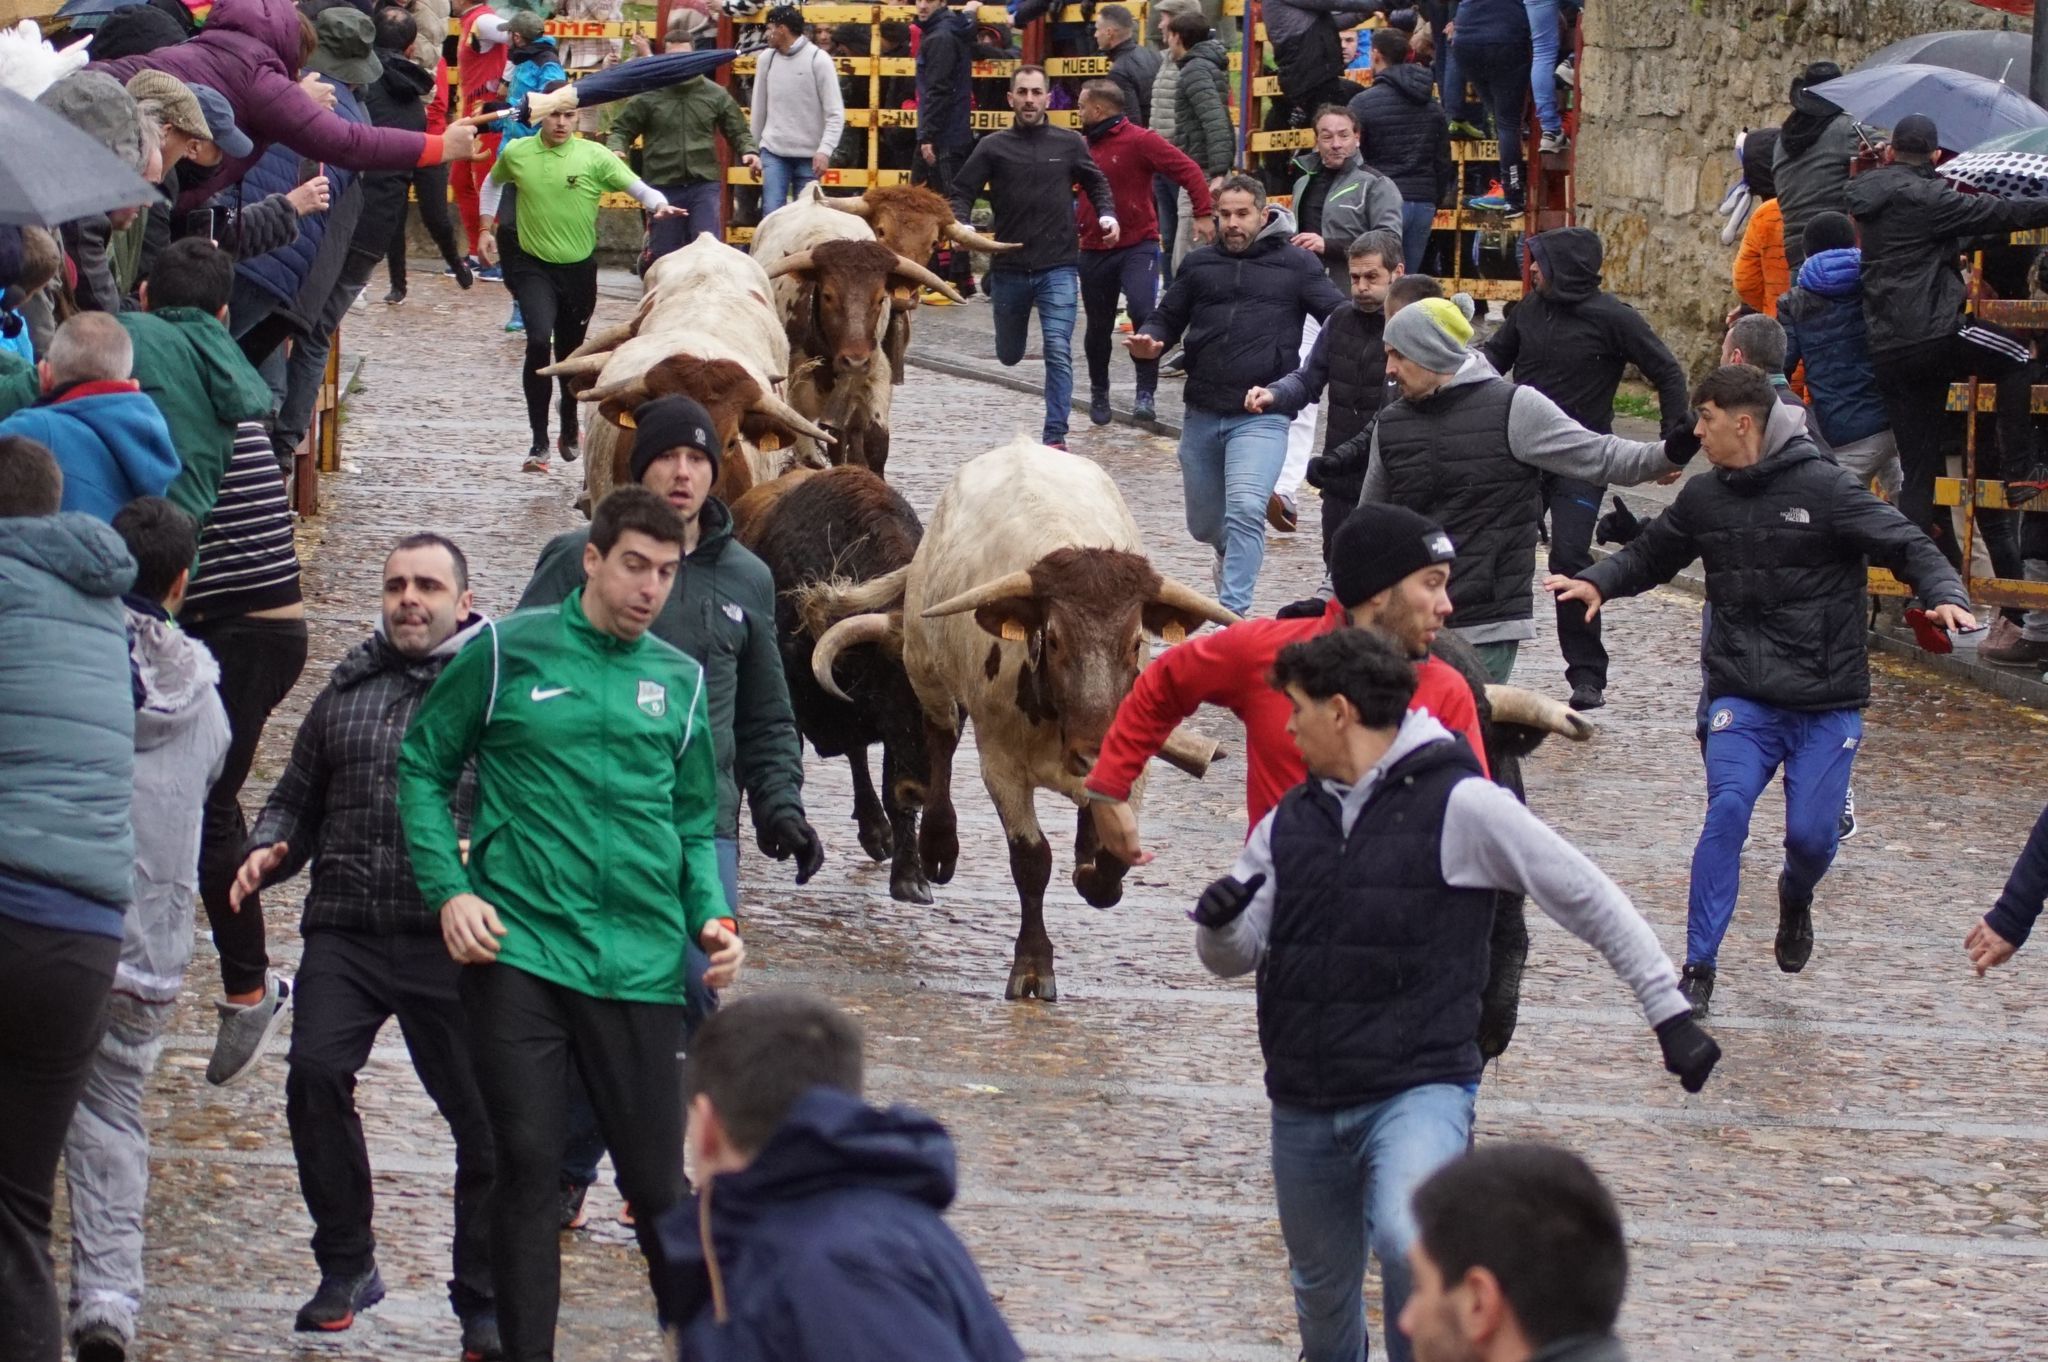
[
  {"left": 117, "top": 308, "right": 274, "bottom": 531},
  {"left": 606, "top": 76, "right": 756, "bottom": 188},
  {"left": 397, "top": 590, "right": 730, "bottom": 1005},
  {"left": 518, "top": 497, "right": 804, "bottom": 841},
  {"left": 0, "top": 351, "right": 36, "bottom": 422}
]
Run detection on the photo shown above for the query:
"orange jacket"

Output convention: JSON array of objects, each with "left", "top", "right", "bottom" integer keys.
[{"left": 1734, "top": 198, "right": 1790, "bottom": 317}]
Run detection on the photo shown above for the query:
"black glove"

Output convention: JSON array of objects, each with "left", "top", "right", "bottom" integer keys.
[
  {"left": 1655, "top": 1013, "right": 1721, "bottom": 1094},
  {"left": 1276, "top": 597, "right": 1326, "bottom": 620},
  {"left": 1594, "top": 495, "right": 1641, "bottom": 547},
  {"left": 1662, "top": 421, "right": 1700, "bottom": 465},
  {"left": 1190, "top": 873, "right": 1264, "bottom": 929},
  {"left": 760, "top": 814, "right": 824, "bottom": 885}
]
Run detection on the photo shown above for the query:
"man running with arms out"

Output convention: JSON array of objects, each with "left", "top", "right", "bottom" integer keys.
[
  {"left": 1192, "top": 628, "right": 1719, "bottom": 1362},
  {"left": 1087, "top": 504, "right": 1485, "bottom": 864},
  {"left": 1550, "top": 365, "right": 1972, "bottom": 1018},
  {"left": 479, "top": 98, "right": 685, "bottom": 472},
  {"left": 398, "top": 487, "right": 744, "bottom": 1360}
]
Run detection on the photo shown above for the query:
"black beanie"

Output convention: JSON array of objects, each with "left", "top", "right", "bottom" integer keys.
[
  {"left": 628, "top": 395, "right": 721, "bottom": 486},
  {"left": 1329, "top": 504, "right": 1456, "bottom": 607}
]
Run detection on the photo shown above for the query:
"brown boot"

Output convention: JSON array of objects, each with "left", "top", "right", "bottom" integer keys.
[{"left": 1982, "top": 617, "right": 2048, "bottom": 666}]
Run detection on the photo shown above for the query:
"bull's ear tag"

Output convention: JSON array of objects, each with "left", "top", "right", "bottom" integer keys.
[
  {"left": 1161, "top": 621, "right": 1186, "bottom": 645},
  {"left": 616, "top": 410, "right": 637, "bottom": 429},
  {"left": 757, "top": 431, "right": 782, "bottom": 451},
  {"left": 1000, "top": 619, "right": 1027, "bottom": 643}
]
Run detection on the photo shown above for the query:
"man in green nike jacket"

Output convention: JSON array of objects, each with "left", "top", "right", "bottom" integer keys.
[{"left": 398, "top": 486, "right": 744, "bottom": 1361}]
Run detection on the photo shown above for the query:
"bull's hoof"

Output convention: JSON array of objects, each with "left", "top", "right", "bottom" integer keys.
[
  {"left": 920, "top": 819, "right": 959, "bottom": 884},
  {"left": 1072, "top": 860, "right": 1126, "bottom": 909},
  {"left": 889, "top": 864, "right": 933, "bottom": 905},
  {"left": 857, "top": 818, "right": 893, "bottom": 865},
  {"left": 1004, "top": 959, "right": 1057, "bottom": 1002}
]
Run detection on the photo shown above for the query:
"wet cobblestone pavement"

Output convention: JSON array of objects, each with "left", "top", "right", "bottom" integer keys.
[{"left": 71, "top": 272, "right": 2048, "bottom": 1360}]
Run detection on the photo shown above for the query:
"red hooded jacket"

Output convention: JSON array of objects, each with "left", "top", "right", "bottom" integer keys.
[{"left": 1074, "top": 115, "right": 1213, "bottom": 251}]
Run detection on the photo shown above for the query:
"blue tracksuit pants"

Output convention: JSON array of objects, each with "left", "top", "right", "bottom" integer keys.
[{"left": 1688, "top": 696, "right": 1862, "bottom": 968}]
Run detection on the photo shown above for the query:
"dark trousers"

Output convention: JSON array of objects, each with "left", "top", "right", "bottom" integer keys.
[
  {"left": 1080, "top": 242, "right": 1162, "bottom": 394},
  {"left": 185, "top": 614, "right": 308, "bottom": 997},
  {"left": 1457, "top": 42, "right": 1530, "bottom": 179},
  {"left": 461, "top": 962, "right": 685, "bottom": 1361},
  {"left": 1320, "top": 487, "right": 1357, "bottom": 562},
  {"left": 385, "top": 162, "right": 465, "bottom": 292},
  {"left": 273, "top": 247, "right": 384, "bottom": 461},
  {"left": 1543, "top": 472, "right": 1607, "bottom": 690},
  {"left": 912, "top": 145, "right": 975, "bottom": 287},
  {"left": 1153, "top": 176, "right": 1181, "bottom": 285},
  {"left": 645, "top": 180, "right": 726, "bottom": 264},
  {"left": 1875, "top": 326, "right": 2034, "bottom": 582},
  {"left": 286, "top": 930, "right": 494, "bottom": 1317},
  {"left": 501, "top": 229, "right": 598, "bottom": 447},
  {"left": 0, "top": 916, "right": 119, "bottom": 1362}
]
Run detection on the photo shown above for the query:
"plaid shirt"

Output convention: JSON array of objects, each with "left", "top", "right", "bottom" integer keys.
[{"left": 248, "top": 621, "right": 483, "bottom": 936}]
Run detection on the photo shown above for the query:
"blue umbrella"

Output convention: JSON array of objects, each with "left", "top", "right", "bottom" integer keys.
[
  {"left": 1808, "top": 62, "right": 2048, "bottom": 153},
  {"left": 519, "top": 48, "right": 738, "bottom": 122}
]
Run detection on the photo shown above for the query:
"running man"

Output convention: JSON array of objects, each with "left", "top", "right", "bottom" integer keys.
[{"left": 478, "top": 93, "right": 685, "bottom": 472}]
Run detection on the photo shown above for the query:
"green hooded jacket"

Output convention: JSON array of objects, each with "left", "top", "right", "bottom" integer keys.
[
  {"left": 117, "top": 308, "right": 275, "bottom": 530},
  {"left": 0, "top": 350, "right": 36, "bottom": 421},
  {"left": 605, "top": 75, "right": 756, "bottom": 188},
  {"left": 397, "top": 589, "right": 730, "bottom": 1006},
  {"left": 518, "top": 497, "right": 805, "bottom": 842}
]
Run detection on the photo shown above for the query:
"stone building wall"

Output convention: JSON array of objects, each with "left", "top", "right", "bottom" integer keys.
[{"left": 1578, "top": 0, "right": 2022, "bottom": 373}]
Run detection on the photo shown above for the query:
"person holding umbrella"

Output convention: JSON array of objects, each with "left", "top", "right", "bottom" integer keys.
[{"left": 1773, "top": 61, "right": 1859, "bottom": 274}]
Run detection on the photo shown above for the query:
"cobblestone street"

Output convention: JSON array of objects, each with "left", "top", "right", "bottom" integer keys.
[{"left": 79, "top": 274, "right": 2048, "bottom": 1361}]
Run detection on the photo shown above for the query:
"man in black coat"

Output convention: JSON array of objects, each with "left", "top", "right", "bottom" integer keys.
[
  {"left": 1126, "top": 174, "right": 1346, "bottom": 614},
  {"left": 233, "top": 534, "right": 500, "bottom": 1354},
  {"left": 913, "top": 0, "right": 976, "bottom": 292},
  {"left": 1347, "top": 28, "right": 1451, "bottom": 274},
  {"left": 1482, "top": 226, "right": 1689, "bottom": 711},
  {"left": 1553, "top": 365, "right": 1973, "bottom": 1019},
  {"left": 361, "top": 6, "right": 473, "bottom": 303},
  {"left": 1094, "top": 3, "right": 1161, "bottom": 126}
]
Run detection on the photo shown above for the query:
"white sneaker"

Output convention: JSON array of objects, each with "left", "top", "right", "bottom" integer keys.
[{"left": 1839, "top": 787, "right": 1859, "bottom": 842}]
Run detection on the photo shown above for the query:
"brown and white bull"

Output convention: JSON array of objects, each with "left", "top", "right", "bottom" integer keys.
[
  {"left": 537, "top": 235, "right": 829, "bottom": 513},
  {"left": 903, "top": 438, "right": 1237, "bottom": 1001},
  {"left": 748, "top": 184, "right": 1008, "bottom": 474}
]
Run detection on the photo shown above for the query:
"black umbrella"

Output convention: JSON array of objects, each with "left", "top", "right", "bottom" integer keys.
[
  {"left": 1808, "top": 63, "right": 2048, "bottom": 153},
  {"left": 519, "top": 48, "right": 738, "bottom": 122},
  {"left": 0, "top": 87, "right": 159, "bottom": 229},
  {"left": 1860, "top": 30, "right": 2032, "bottom": 88},
  {"left": 55, "top": 0, "right": 149, "bottom": 17}
]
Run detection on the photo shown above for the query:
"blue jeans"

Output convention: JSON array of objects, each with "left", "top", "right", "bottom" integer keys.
[
  {"left": 759, "top": 151, "right": 818, "bottom": 216},
  {"left": 1177, "top": 407, "right": 1291, "bottom": 614},
  {"left": 989, "top": 266, "right": 1080, "bottom": 444},
  {"left": 561, "top": 837, "right": 737, "bottom": 1187},
  {"left": 1270, "top": 1084, "right": 1477, "bottom": 1362},
  {"left": 1399, "top": 200, "right": 1435, "bottom": 275},
  {"left": 1688, "top": 698, "right": 1861, "bottom": 968},
  {"left": 1524, "top": 0, "right": 1562, "bottom": 134}
]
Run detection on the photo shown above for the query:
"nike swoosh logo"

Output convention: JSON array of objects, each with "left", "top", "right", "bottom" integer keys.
[{"left": 530, "top": 686, "right": 573, "bottom": 702}]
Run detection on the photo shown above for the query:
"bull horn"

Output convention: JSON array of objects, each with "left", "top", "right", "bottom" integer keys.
[
  {"left": 582, "top": 374, "right": 649, "bottom": 406},
  {"left": 750, "top": 389, "right": 834, "bottom": 443},
  {"left": 537, "top": 350, "right": 615, "bottom": 379},
  {"left": 811, "top": 612, "right": 897, "bottom": 702},
  {"left": 1159, "top": 726, "right": 1221, "bottom": 779},
  {"left": 1151, "top": 577, "right": 1240, "bottom": 627},
  {"left": 763, "top": 249, "right": 818, "bottom": 280},
  {"left": 1484, "top": 685, "right": 1595, "bottom": 742},
  {"left": 946, "top": 221, "right": 1022, "bottom": 253},
  {"left": 920, "top": 569, "right": 1037, "bottom": 620},
  {"left": 890, "top": 252, "right": 964, "bottom": 303},
  {"left": 822, "top": 194, "right": 875, "bottom": 218}
]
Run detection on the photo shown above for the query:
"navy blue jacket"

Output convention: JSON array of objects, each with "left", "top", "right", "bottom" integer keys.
[
  {"left": 1448, "top": 0, "right": 1529, "bottom": 52},
  {"left": 659, "top": 1087, "right": 1023, "bottom": 1362},
  {"left": 233, "top": 77, "right": 364, "bottom": 317},
  {"left": 1986, "top": 803, "right": 2048, "bottom": 949},
  {"left": 1778, "top": 247, "right": 1888, "bottom": 448},
  {"left": 914, "top": 6, "right": 974, "bottom": 151}
]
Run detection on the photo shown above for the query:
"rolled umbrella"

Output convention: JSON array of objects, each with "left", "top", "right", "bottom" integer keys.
[
  {"left": 520, "top": 47, "right": 737, "bottom": 122},
  {"left": 0, "top": 86, "right": 159, "bottom": 228},
  {"left": 54, "top": 0, "right": 149, "bottom": 17},
  {"left": 1808, "top": 63, "right": 2048, "bottom": 153},
  {"left": 1859, "top": 29, "right": 2032, "bottom": 87}
]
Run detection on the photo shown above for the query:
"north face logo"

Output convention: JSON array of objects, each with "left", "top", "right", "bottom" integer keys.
[{"left": 1780, "top": 507, "right": 1811, "bottom": 525}]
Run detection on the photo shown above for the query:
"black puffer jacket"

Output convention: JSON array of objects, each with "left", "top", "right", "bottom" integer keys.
[
  {"left": 1139, "top": 206, "right": 1349, "bottom": 413},
  {"left": 1105, "top": 37, "right": 1162, "bottom": 126},
  {"left": 1846, "top": 159, "right": 2048, "bottom": 357},
  {"left": 357, "top": 48, "right": 438, "bottom": 261},
  {"left": 1581, "top": 402, "right": 1968, "bottom": 712},
  {"left": 1480, "top": 227, "right": 1690, "bottom": 437},
  {"left": 1347, "top": 61, "right": 1452, "bottom": 205},
  {"left": 247, "top": 617, "right": 486, "bottom": 935}
]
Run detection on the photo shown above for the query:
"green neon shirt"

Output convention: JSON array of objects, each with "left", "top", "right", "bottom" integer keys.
[{"left": 490, "top": 134, "right": 636, "bottom": 264}]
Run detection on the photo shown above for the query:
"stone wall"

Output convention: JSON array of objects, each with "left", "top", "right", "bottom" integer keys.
[{"left": 1579, "top": 0, "right": 2023, "bottom": 373}]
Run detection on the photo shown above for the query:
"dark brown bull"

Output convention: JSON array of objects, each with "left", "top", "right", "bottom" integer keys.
[{"left": 819, "top": 185, "right": 1018, "bottom": 379}]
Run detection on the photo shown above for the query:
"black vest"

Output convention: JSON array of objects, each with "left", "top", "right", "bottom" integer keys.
[
  {"left": 1320, "top": 304, "right": 1389, "bottom": 461},
  {"left": 1258, "top": 740, "right": 1495, "bottom": 1109},
  {"left": 1376, "top": 377, "right": 1537, "bottom": 630}
]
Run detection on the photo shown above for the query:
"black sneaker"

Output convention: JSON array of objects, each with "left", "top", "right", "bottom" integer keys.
[
  {"left": 1160, "top": 350, "right": 1186, "bottom": 376},
  {"left": 1568, "top": 684, "right": 1605, "bottom": 712},
  {"left": 560, "top": 1178, "right": 591, "bottom": 1230},
  {"left": 1838, "top": 786, "right": 1858, "bottom": 841},
  {"left": 558, "top": 433, "right": 580, "bottom": 463},
  {"left": 461, "top": 1309, "right": 505, "bottom": 1361},
  {"left": 1678, "top": 963, "right": 1715, "bottom": 1019},
  {"left": 382, "top": 286, "right": 407, "bottom": 306},
  {"left": 1775, "top": 872, "right": 1814, "bottom": 973},
  {"left": 73, "top": 1323, "right": 126, "bottom": 1362},
  {"left": 453, "top": 256, "right": 475, "bottom": 290},
  {"left": 1132, "top": 390, "right": 1156, "bottom": 422},
  {"left": 1088, "top": 390, "right": 1112, "bottom": 425},
  {"left": 295, "top": 1266, "right": 385, "bottom": 1332}
]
